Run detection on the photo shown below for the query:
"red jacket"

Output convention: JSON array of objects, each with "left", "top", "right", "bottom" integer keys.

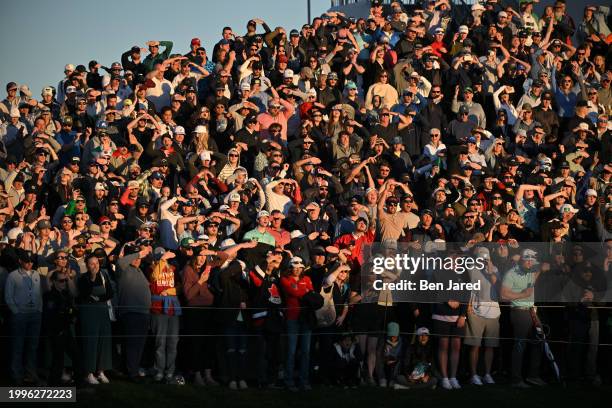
[{"left": 280, "top": 275, "right": 313, "bottom": 321}]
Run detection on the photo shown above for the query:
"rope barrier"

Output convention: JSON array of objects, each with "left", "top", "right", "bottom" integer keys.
[{"left": 2, "top": 330, "right": 610, "bottom": 347}]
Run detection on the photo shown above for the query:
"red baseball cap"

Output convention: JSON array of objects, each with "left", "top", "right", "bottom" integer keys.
[{"left": 191, "top": 38, "right": 201, "bottom": 46}]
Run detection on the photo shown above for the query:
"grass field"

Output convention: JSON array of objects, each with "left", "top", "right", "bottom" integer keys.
[{"left": 68, "top": 380, "right": 611, "bottom": 408}]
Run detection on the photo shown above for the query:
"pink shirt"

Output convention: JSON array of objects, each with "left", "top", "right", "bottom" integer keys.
[{"left": 257, "top": 99, "right": 295, "bottom": 141}]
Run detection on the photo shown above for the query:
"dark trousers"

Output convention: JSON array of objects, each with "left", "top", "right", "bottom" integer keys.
[
  {"left": 121, "top": 313, "right": 150, "bottom": 378},
  {"left": 224, "top": 320, "right": 248, "bottom": 381},
  {"left": 183, "top": 307, "right": 216, "bottom": 373},
  {"left": 10, "top": 312, "right": 41, "bottom": 382},
  {"left": 331, "top": 357, "right": 360, "bottom": 386},
  {"left": 253, "top": 326, "right": 282, "bottom": 385},
  {"left": 48, "top": 326, "right": 82, "bottom": 385},
  {"left": 510, "top": 309, "right": 542, "bottom": 382},
  {"left": 79, "top": 304, "right": 112, "bottom": 374}
]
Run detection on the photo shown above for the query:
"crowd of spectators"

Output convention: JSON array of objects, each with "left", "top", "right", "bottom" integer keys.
[{"left": 0, "top": 0, "right": 611, "bottom": 392}]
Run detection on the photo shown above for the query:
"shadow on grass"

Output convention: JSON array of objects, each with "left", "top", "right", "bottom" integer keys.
[{"left": 71, "top": 381, "right": 612, "bottom": 408}]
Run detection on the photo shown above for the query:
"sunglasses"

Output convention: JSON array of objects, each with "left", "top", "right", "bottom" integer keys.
[
  {"left": 228, "top": 153, "right": 239, "bottom": 157},
  {"left": 62, "top": 219, "right": 73, "bottom": 224},
  {"left": 101, "top": 221, "right": 111, "bottom": 226},
  {"left": 56, "top": 256, "right": 68, "bottom": 260}
]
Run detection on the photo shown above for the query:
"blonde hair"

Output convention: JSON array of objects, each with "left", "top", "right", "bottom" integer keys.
[{"left": 193, "top": 126, "right": 210, "bottom": 153}]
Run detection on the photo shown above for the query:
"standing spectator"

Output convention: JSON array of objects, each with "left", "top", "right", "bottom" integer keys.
[
  {"left": 280, "top": 256, "right": 314, "bottom": 391},
  {"left": 116, "top": 243, "right": 152, "bottom": 382},
  {"left": 149, "top": 248, "right": 181, "bottom": 383},
  {"left": 501, "top": 249, "right": 545, "bottom": 388},
  {"left": 5, "top": 250, "right": 42, "bottom": 385},
  {"left": 77, "top": 254, "right": 113, "bottom": 385}
]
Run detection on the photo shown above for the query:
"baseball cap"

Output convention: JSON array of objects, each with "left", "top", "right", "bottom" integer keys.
[
  {"left": 37, "top": 219, "right": 51, "bottom": 229},
  {"left": 180, "top": 237, "right": 195, "bottom": 248},
  {"left": 289, "top": 256, "right": 305, "bottom": 268},
  {"left": 228, "top": 192, "right": 241, "bottom": 202},
  {"left": 520, "top": 249, "right": 538, "bottom": 261},
  {"left": 416, "top": 327, "right": 430, "bottom": 336},
  {"left": 586, "top": 189, "right": 598, "bottom": 197},
  {"left": 560, "top": 204, "right": 579, "bottom": 214},
  {"left": 174, "top": 126, "right": 185, "bottom": 135},
  {"left": 257, "top": 210, "right": 270, "bottom": 219},
  {"left": 387, "top": 322, "right": 400, "bottom": 337},
  {"left": 191, "top": 37, "right": 201, "bottom": 46}
]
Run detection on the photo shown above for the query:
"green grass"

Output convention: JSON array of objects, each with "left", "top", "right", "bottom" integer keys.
[{"left": 67, "top": 381, "right": 611, "bottom": 408}]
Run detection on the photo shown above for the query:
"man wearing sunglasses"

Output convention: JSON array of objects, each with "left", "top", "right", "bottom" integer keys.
[{"left": 142, "top": 40, "right": 173, "bottom": 73}]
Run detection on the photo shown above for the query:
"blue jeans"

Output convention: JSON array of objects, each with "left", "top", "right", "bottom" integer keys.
[
  {"left": 285, "top": 320, "right": 312, "bottom": 387},
  {"left": 224, "top": 321, "right": 248, "bottom": 381},
  {"left": 10, "top": 312, "right": 42, "bottom": 382}
]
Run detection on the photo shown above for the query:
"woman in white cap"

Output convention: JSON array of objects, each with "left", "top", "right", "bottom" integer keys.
[{"left": 280, "top": 256, "right": 314, "bottom": 391}]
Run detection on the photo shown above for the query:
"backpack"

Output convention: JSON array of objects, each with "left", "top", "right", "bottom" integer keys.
[
  {"left": 300, "top": 290, "right": 324, "bottom": 329},
  {"left": 315, "top": 285, "right": 336, "bottom": 327}
]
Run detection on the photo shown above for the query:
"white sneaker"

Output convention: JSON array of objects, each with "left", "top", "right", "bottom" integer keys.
[
  {"left": 96, "top": 371, "right": 110, "bottom": 384},
  {"left": 449, "top": 377, "right": 461, "bottom": 389},
  {"left": 154, "top": 373, "right": 164, "bottom": 382},
  {"left": 239, "top": 380, "right": 248, "bottom": 390},
  {"left": 483, "top": 374, "right": 495, "bottom": 384},
  {"left": 379, "top": 378, "right": 388, "bottom": 388},
  {"left": 393, "top": 383, "right": 410, "bottom": 390},
  {"left": 138, "top": 368, "right": 146, "bottom": 377},
  {"left": 470, "top": 375, "right": 483, "bottom": 386},
  {"left": 193, "top": 371, "right": 205, "bottom": 386},
  {"left": 229, "top": 380, "right": 238, "bottom": 390},
  {"left": 85, "top": 373, "right": 100, "bottom": 385},
  {"left": 61, "top": 371, "right": 72, "bottom": 383},
  {"left": 440, "top": 378, "right": 452, "bottom": 390}
]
